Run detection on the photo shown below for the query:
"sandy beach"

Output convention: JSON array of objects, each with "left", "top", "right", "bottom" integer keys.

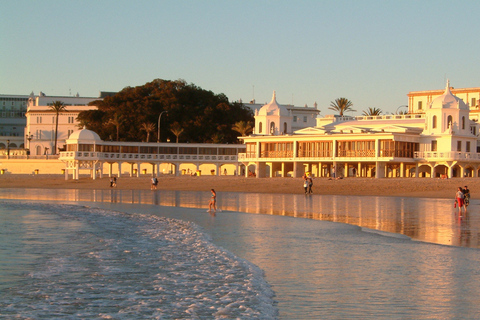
[{"left": 0, "top": 174, "right": 477, "bottom": 199}]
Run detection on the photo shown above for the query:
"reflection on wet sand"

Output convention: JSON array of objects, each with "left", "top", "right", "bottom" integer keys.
[{"left": 1, "top": 188, "right": 478, "bottom": 248}]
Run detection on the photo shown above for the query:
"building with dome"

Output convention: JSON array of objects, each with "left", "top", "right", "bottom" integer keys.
[
  {"left": 239, "top": 81, "right": 480, "bottom": 179},
  {"left": 59, "top": 127, "right": 246, "bottom": 180}
]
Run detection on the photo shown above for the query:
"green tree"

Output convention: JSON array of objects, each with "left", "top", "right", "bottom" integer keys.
[
  {"left": 78, "top": 79, "right": 254, "bottom": 143},
  {"left": 232, "top": 121, "right": 253, "bottom": 137},
  {"left": 170, "top": 122, "right": 184, "bottom": 143},
  {"left": 140, "top": 122, "right": 156, "bottom": 142},
  {"left": 362, "top": 107, "right": 382, "bottom": 116},
  {"left": 329, "top": 98, "right": 355, "bottom": 116},
  {"left": 107, "top": 113, "right": 123, "bottom": 141},
  {"left": 49, "top": 100, "right": 66, "bottom": 154}
]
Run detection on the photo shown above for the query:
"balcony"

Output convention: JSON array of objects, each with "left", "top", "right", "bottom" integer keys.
[{"left": 414, "top": 151, "right": 480, "bottom": 161}]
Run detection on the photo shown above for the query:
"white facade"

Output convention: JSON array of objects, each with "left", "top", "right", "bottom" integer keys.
[
  {"left": 239, "top": 81, "right": 480, "bottom": 179},
  {"left": 249, "top": 91, "right": 319, "bottom": 135},
  {"left": 26, "top": 93, "right": 102, "bottom": 156}
]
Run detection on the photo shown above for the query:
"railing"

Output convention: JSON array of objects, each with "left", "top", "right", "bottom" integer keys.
[
  {"left": 0, "top": 155, "right": 60, "bottom": 160},
  {"left": 59, "top": 151, "right": 238, "bottom": 162},
  {"left": 414, "top": 151, "right": 480, "bottom": 160}
]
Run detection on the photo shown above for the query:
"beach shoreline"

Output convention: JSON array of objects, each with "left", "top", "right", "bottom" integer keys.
[{"left": 1, "top": 174, "right": 477, "bottom": 199}]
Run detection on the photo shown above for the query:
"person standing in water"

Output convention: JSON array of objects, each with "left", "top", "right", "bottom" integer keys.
[
  {"left": 456, "top": 186, "right": 467, "bottom": 215},
  {"left": 463, "top": 185, "right": 470, "bottom": 207},
  {"left": 209, "top": 189, "right": 217, "bottom": 212}
]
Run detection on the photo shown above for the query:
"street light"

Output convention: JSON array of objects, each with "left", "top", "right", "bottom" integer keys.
[
  {"left": 157, "top": 111, "right": 168, "bottom": 143},
  {"left": 6, "top": 139, "right": 10, "bottom": 156},
  {"left": 396, "top": 105, "right": 408, "bottom": 115},
  {"left": 26, "top": 132, "right": 33, "bottom": 150}
]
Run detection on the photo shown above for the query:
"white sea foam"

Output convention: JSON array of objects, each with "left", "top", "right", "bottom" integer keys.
[{"left": 0, "top": 201, "right": 277, "bottom": 319}]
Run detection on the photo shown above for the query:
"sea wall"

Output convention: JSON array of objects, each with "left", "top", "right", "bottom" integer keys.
[{"left": 0, "top": 158, "right": 237, "bottom": 177}]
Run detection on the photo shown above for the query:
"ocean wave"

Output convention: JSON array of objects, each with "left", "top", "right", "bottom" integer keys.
[{"left": 0, "top": 201, "right": 277, "bottom": 319}]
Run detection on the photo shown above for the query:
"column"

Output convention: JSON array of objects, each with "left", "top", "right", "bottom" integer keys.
[
  {"left": 400, "top": 162, "right": 405, "bottom": 178},
  {"left": 344, "top": 163, "right": 349, "bottom": 177},
  {"left": 375, "top": 161, "right": 385, "bottom": 178},
  {"left": 117, "top": 162, "right": 122, "bottom": 178}
]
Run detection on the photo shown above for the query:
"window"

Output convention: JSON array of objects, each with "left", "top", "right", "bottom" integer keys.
[
  {"left": 462, "top": 116, "right": 465, "bottom": 129},
  {"left": 432, "top": 115, "right": 437, "bottom": 128},
  {"left": 447, "top": 115, "right": 453, "bottom": 128},
  {"left": 418, "top": 101, "right": 422, "bottom": 110},
  {"left": 472, "top": 98, "right": 476, "bottom": 107},
  {"left": 283, "top": 122, "right": 287, "bottom": 134},
  {"left": 270, "top": 122, "right": 275, "bottom": 134},
  {"left": 258, "top": 122, "right": 262, "bottom": 133},
  {"left": 303, "top": 116, "right": 307, "bottom": 122},
  {"left": 457, "top": 141, "right": 462, "bottom": 151},
  {"left": 293, "top": 116, "right": 297, "bottom": 122},
  {"left": 466, "top": 141, "right": 471, "bottom": 152},
  {"left": 431, "top": 140, "right": 437, "bottom": 151}
]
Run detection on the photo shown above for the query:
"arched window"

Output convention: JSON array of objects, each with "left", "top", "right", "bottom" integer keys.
[
  {"left": 258, "top": 122, "right": 262, "bottom": 133},
  {"left": 432, "top": 115, "right": 437, "bottom": 129},
  {"left": 35, "top": 145, "right": 41, "bottom": 156},
  {"left": 270, "top": 122, "right": 275, "bottom": 135},
  {"left": 283, "top": 122, "right": 287, "bottom": 134},
  {"left": 462, "top": 116, "right": 465, "bottom": 129},
  {"left": 447, "top": 115, "right": 453, "bottom": 128}
]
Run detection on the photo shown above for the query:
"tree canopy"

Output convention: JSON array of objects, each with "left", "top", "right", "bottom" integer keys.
[
  {"left": 362, "top": 107, "right": 382, "bottom": 116},
  {"left": 329, "top": 98, "right": 355, "bottom": 116},
  {"left": 77, "top": 79, "right": 253, "bottom": 143}
]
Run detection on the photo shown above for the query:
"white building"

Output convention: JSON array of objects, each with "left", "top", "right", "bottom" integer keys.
[
  {"left": 242, "top": 92, "right": 320, "bottom": 133},
  {"left": 239, "top": 81, "right": 480, "bottom": 179},
  {"left": 25, "top": 92, "right": 103, "bottom": 156}
]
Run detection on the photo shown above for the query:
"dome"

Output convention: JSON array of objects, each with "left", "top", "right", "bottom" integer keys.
[
  {"left": 67, "top": 127, "right": 102, "bottom": 143},
  {"left": 429, "top": 80, "right": 468, "bottom": 110},
  {"left": 258, "top": 91, "right": 290, "bottom": 116}
]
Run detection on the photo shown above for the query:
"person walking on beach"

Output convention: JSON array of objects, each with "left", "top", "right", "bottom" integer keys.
[
  {"left": 308, "top": 177, "right": 313, "bottom": 194},
  {"left": 110, "top": 177, "right": 114, "bottom": 188},
  {"left": 463, "top": 185, "right": 470, "bottom": 207},
  {"left": 303, "top": 179, "right": 309, "bottom": 194},
  {"left": 113, "top": 176, "right": 117, "bottom": 187},
  {"left": 456, "top": 186, "right": 467, "bottom": 215},
  {"left": 209, "top": 189, "right": 217, "bottom": 212},
  {"left": 151, "top": 176, "right": 158, "bottom": 190}
]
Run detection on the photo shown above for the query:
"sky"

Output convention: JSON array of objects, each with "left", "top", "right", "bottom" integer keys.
[{"left": 1, "top": 0, "right": 479, "bottom": 115}]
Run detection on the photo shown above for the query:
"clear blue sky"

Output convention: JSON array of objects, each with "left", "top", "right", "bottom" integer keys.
[{"left": 1, "top": 0, "right": 479, "bottom": 115}]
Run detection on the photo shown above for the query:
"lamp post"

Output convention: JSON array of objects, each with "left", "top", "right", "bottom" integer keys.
[
  {"left": 6, "top": 139, "right": 10, "bottom": 157},
  {"left": 26, "top": 132, "right": 33, "bottom": 151},
  {"left": 396, "top": 105, "right": 408, "bottom": 115},
  {"left": 157, "top": 111, "right": 168, "bottom": 143}
]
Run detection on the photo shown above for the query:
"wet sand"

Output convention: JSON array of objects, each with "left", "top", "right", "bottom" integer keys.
[{"left": 0, "top": 174, "right": 476, "bottom": 199}]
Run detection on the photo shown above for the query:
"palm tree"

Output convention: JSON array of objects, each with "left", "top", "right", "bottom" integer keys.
[
  {"left": 329, "top": 98, "right": 356, "bottom": 116},
  {"left": 362, "top": 107, "right": 383, "bottom": 116},
  {"left": 49, "top": 100, "right": 66, "bottom": 154},
  {"left": 170, "top": 122, "right": 184, "bottom": 143},
  {"left": 107, "top": 113, "right": 123, "bottom": 141},
  {"left": 232, "top": 121, "right": 253, "bottom": 136},
  {"left": 141, "top": 122, "right": 156, "bottom": 142}
]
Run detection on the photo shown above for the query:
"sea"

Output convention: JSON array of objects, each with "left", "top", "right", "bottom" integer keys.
[{"left": 2, "top": 188, "right": 480, "bottom": 319}]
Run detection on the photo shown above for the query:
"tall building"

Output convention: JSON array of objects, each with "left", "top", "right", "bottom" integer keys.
[
  {"left": 25, "top": 92, "right": 103, "bottom": 156},
  {"left": 0, "top": 94, "right": 30, "bottom": 150}
]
